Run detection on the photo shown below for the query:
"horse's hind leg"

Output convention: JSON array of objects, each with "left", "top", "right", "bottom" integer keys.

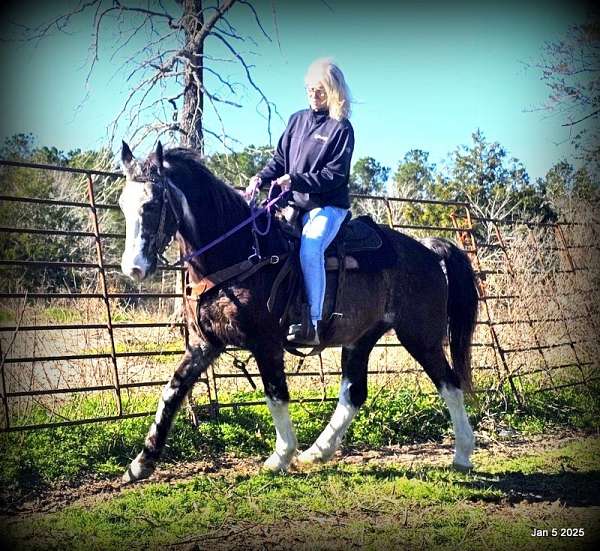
[
  {"left": 122, "top": 344, "right": 220, "bottom": 483},
  {"left": 395, "top": 333, "right": 474, "bottom": 469},
  {"left": 253, "top": 345, "right": 297, "bottom": 471},
  {"left": 298, "top": 324, "right": 386, "bottom": 464},
  {"left": 439, "top": 380, "right": 474, "bottom": 470}
]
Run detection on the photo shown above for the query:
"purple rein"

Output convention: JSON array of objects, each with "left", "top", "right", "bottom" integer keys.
[
  {"left": 251, "top": 182, "right": 280, "bottom": 237},
  {"left": 175, "top": 183, "right": 283, "bottom": 266}
]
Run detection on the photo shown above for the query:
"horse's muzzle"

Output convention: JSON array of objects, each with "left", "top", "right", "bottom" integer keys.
[
  {"left": 126, "top": 266, "right": 145, "bottom": 281},
  {"left": 121, "top": 253, "right": 153, "bottom": 281}
]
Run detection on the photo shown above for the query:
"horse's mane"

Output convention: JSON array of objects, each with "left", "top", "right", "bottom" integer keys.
[{"left": 161, "top": 147, "right": 251, "bottom": 240}]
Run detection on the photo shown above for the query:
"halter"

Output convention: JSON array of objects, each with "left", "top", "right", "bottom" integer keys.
[
  {"left": 127, "top": 173, "right": 180, "bottom": 264},
  {"left": 150, "top": 184, "right": 179, "bottom": 264}
]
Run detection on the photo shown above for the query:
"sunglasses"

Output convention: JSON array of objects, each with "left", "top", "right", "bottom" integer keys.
[{"left": 306, "top": 86, "right": 327, "bottom": 97}]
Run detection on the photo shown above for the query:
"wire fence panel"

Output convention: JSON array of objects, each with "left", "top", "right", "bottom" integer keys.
[{"left": 0, "top": 159, "right": 598, "bottom": 431}]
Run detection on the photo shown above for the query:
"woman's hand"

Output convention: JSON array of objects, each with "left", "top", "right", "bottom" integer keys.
[
  {"left": 275, "top": 174, "right": 292, "bottom": 191},
  {"left": 245, "top": 175, "right": 262, "bottom": 199}
]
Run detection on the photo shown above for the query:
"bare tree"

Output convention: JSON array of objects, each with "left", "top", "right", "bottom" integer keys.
[
  {"left": 14, "top": 0, "right": 279, "bottom": 153},
  {"left": 528, "top": 16, "right": 600, "bottom": 173}
]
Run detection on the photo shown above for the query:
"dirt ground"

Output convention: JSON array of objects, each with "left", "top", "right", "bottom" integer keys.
[{"left": 2, "top": 429, "right": 598, "bottom": 518}]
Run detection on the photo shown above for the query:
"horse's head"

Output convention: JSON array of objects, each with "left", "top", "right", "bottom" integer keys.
[{"left": 119, "top": 141, "right": 181, "bottom": 280}]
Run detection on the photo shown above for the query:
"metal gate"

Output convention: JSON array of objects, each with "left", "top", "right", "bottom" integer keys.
[{"left": 1, "top": 159, "right": 598, "bottom": 431}]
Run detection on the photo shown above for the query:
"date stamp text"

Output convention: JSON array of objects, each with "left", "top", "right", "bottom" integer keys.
[{"left": 531, "top": 528, "right": 585, "bottom": 537}]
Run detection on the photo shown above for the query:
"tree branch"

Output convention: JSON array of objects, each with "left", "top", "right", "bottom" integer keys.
[
  {"left": 194, "top": 0, "right": 238, "bottom": 45},
  {"left": 110, "top": 1, "right": 180, "bottom": 29},
  {"left": 211, "top": 31, "right": 276, "bottom": 144},
  {"left": 562, "top": 109, "right": 600, "bottom": 127},
  {"left": 238, "top": 0, "right": 271, "bottom": 42}
]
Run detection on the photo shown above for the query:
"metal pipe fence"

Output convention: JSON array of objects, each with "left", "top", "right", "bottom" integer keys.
[{"left": 0, "top": 159, "right": 598, "bottom": 431}]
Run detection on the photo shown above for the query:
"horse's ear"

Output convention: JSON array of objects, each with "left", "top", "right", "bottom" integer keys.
[
  {"left": 121, "top": 141, "right": 133, "bottom": 165},
  {"left": 121, "top": 141, "right": 135, "bottom": 178},
  {"left": 155, "top": 141, "right": 164, "bottom": 170}
]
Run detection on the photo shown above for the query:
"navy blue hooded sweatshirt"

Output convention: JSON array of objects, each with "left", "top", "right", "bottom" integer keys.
[{"left": 258, "top": 109, "right": 354, "bottom": 209}]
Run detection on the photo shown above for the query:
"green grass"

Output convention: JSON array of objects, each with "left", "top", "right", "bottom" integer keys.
[
  {"left": 1, "top": 381, "right": 599, "bottom": 494},
  {"left": 82, "top": 340, "right": 184, "bottom": 363},
  {"left": 479, "top": 437, "right": 600, "bottom": 476},
  {"left": 2, "top": 438, "right": 599, "bottom": 550},
  {"left": 0, "top": 308, "right": 15, "bottom": 323},
  {"left": 41, "top": 306, "right": 84, "bottom": 323}
]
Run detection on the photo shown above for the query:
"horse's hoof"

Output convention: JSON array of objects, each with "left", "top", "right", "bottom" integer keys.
[
  {"left": 263, "top": 452, "right": 293, "bottom": 473},
  {"left": 297, "top": 448, "right": 331, "bottom": 465},
  {"left": 122, "top": 453, "right": 155, "bottom": 483}
]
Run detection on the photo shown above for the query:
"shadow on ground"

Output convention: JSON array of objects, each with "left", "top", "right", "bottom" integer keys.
[{"left": 463, "top": 469, "right": 600, "bottom": 506}]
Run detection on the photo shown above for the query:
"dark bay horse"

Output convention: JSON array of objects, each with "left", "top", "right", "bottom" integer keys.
[{"left": 118, "top": 142, "right": 478, "bottom": 483}]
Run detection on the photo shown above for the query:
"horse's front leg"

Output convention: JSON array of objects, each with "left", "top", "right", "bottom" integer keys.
[
  {"left": 123, "top": 343, "right": 220, "bottom": 483},
  {"left": 253, "top": 346, "right": 298, "bottom": 471}
]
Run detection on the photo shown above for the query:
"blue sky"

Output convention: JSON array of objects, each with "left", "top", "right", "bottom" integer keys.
[{"left": 0, "top": 0, "right": 592, "bottom": 181}]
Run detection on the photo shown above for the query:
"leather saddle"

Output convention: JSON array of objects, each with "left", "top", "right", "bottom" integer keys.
[
  {"left": 280, "top": 207, "right": 384, "bottom": 271},
  {"left": 268, "top": 209, "right": 390, "bottom": 350},
  {"left": 324, "top": 215, "right": 383, "bottom": 270}
]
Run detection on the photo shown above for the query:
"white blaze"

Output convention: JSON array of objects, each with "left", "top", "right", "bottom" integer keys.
[{"left": 120, "top": 181, "right": 152, "bottom": 279}]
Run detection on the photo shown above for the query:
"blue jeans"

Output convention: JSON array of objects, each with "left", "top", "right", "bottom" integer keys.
[{"left": 300, "top": 206, "right": 349, "bottom": 323}]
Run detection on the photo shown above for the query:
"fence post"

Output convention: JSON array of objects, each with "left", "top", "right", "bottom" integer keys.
[
  {"left": 0, "top": 339, "right": 9, "bottom": 430},
  {"left": 383, "top": 198, "right": 394, "bottom": 229},
  {"left": 86, "top": 173, "right": 123, "bottom": 417}
]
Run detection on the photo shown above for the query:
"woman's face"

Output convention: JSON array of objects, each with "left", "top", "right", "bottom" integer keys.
[{"left": 306, "top": 79, "right": 328, "bottom": 111}]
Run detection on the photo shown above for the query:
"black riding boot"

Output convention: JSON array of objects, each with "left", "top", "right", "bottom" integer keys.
[{"left": 286, "top": 320, "right": 320, "bottom": 346}]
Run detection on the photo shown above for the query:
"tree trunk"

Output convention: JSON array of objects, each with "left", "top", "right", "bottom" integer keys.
[{"left": 181, "top": 0, "right": 204, "bottom": 152}]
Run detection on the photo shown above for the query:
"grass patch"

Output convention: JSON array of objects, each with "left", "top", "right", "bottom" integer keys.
[
  {"left": 0, "top": 308, "right": 15, "bottom": 323},
  {"left": 480, "top": 438, "right": 600, "bottom": 476},
  {"left": 2, "top": 438, "right": 600, "bottom": 550},
  {"left": 1, "top": 381, "right": 599, "bottom": 495},
  {"left": 498, "top": 383, "right": 600, "bottom": 434},
  {"left": 41, "top": 306, "right": 84, "bottom": 323}
]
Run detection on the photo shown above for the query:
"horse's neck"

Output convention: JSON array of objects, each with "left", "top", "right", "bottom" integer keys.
[{"left": 178, "top": 202, "right": 254, "bottom": 277}]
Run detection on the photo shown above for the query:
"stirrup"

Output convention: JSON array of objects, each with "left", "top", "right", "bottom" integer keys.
[{"left": 286, "top": 323, "right": 320, "bottom": 346}]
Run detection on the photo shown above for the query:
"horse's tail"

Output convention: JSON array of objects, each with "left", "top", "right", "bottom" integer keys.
[{"left": 422, "top": 238, "right": 479, "bottom": 392}]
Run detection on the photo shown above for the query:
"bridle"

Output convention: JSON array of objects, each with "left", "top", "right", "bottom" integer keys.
[
  {"left": 128, "top": 174, "right": 180, "bottom": 265},
  {"left": 128, "top": 174, "right": 286, "bottom": 268},
  {"left": 151, "top": 183, "right": 179, "bottom": 264}
]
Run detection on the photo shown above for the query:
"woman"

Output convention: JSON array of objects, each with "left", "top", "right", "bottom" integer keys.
[{"left": 246, "top": 58, "right": 354, "bottom": 346}]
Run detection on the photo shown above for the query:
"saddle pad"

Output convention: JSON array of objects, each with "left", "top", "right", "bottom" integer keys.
[
  {"left": 326, "top": 215, "right": 398, "bottom": 273},
  {"left": 325, "top": 215, "right": 382, "bottom": 255}
]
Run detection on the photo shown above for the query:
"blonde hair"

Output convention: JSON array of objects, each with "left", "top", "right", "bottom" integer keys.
[{"left": 305, "top": 58, "right": 351, "bottom": 121}]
